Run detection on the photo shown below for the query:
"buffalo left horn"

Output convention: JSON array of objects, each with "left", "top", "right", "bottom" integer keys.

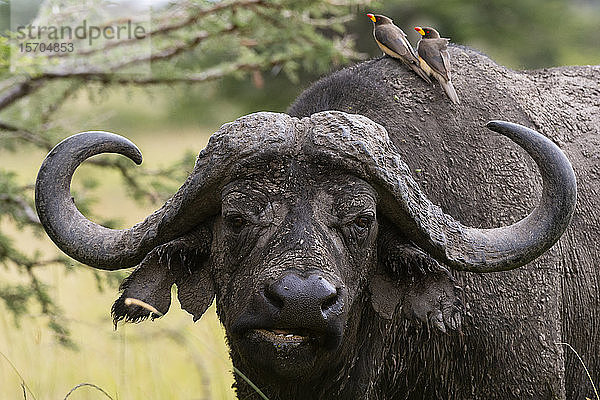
[{"left": 34, "top": 113, "right": 296, "bottom": 270}]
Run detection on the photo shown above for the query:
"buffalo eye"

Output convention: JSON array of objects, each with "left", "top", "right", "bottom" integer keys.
[
  {"left": 353, "top": 215, "right": 372, "bottom": 230},
  {"left": 226, "top": 215, "right": 247, "bottom": 232}
]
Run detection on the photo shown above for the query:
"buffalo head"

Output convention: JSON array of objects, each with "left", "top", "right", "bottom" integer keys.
[{"left": 35, "top": 111, "right": 576, "bottom": 388}]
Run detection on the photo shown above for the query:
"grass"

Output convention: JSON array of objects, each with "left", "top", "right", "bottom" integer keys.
[
  {"left": 0, "top": 348, "right": 38, "bottom": 400},
  {"left": 0, "top": 103, "right": 239, "bottom": 399},
  {"left": 0, "top": 288, "right": 237, "bottom": 399},
  {"left": 556, "top": 342, "right": 600, "bottom": 400}
]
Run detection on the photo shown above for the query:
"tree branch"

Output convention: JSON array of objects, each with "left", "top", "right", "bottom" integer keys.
[
  {"left": 0, "top": 1, "right": 258, "bottom": 110},
  {"left": 151, "top": 0, "right": 266, "bottom": 37},
  {"left": 47, "top": 0, "right": 265, "bottom": 60},
  {"left": 0, "top": 193, "right": 41, "bottom": 225},
  {"left": 0, "top": 79, "right": 46, "bottom": 112},
  {"left": 85, "top": 158, "right": 162, "bottom": 204},
  {"left": 41, "top": 24, "right": 237, "bottom": 78},
  {"left": 38, "top": 59, "right": 264, "bottom": 85},
  {"left": 0, "top": 120, "right": 53, "bottom": 149}
]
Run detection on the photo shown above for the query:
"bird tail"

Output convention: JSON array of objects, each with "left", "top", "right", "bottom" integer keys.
[
  {"left": 409, "top": 63, "right": 432, "bottom": 85},
  {"left": 441, "top": 80, "right": 460, "bottom": 104}
]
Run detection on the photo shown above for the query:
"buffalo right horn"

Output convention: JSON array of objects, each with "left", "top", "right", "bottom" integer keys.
[
  {"left": 304, "top": 111, "right": 577, "bottom": 273},
  {"left": 403, "top": 120, "right": 577, "bottom": 272}
]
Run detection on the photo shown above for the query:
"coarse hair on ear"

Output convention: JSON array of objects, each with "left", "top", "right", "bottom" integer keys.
[
  {"left": 112, "top": 224, "right": 215, "bottom": 326},
  {"left": 369, "top": 218, "right": 464, "bottom": 333}
]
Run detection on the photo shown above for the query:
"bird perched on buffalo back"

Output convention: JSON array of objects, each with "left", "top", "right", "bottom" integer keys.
[
  {"left": 414, "top": 26, "right": 460, "bottom": 104},
  {"left": 367, "top": 13, "right": 432, "bottom": 84}
]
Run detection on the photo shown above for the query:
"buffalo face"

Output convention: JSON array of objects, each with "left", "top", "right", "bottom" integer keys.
[{"left": 213, "top": 168, "right": 378, "bottom": 378}]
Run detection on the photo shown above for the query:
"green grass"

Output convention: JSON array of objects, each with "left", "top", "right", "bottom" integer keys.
[
  {"left": 0, "top": 271, "right": 237, "bottom": 399},
  {"left": 0, "top": 115, "right": 238, "bottom": 399}
]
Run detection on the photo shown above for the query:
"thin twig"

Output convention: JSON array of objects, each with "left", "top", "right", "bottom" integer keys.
[
  {"left": 63, "top": 383, "right": 115, "bottom": 400},
  {"left": 6, "top": 255, "right": 66, "bottom": 269},
  {"left": 0, "top": 349, "right": 38, "bottom": 400},
  {"left": 232, "top": 366, "right": 270, "bottom": 400}
]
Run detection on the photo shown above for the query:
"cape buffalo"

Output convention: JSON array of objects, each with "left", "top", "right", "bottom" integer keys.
[{"left": 35, "top": 45, "right": 598, "bottom": 399}]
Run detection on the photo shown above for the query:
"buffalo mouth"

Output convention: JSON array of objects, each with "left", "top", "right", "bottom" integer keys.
[
  {"left": 231, "top": 324, "right": 343, "bottom": 378},
  {"left": 247, "top": 328, "right": 323, "bottom": 347}
]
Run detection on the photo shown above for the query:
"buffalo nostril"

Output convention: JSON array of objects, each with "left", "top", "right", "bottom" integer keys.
[
  {"left": 264, "top": 284, "right": 285, "bottom": 309},
  {"left": 321, "top": 288, "right": 340, "bottom": 312}
]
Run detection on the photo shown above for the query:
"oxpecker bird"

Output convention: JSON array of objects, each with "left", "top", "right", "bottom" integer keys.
[
  {"left": 414, "top": 26, "right": 460, "bottom": 104},
  {"left": 367, "top": 13, "right": 432, "bottom": 84}
]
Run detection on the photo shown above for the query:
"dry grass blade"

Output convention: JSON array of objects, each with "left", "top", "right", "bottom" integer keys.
[
  {"left": 556, "top": 342, "right": 599, "bottom": 400},
  {"left": 124, "top": 297, "right": 164, "bottom": 317},
  {"left": 63, "top": 383, "right": 115, "bottom": 400},
  {"left": 0, "top": 349, "right": 38, "bottom": 400},
  {"left": 232, "top": 366, "right": 270, "bottom": 400}
]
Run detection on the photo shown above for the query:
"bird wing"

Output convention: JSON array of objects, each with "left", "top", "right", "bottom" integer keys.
[
  {"left": 375, "top": 25, "right": 418, "bottom": 62},
  {"left": 440, "top": 48, "right": 452, "bottom": 80},
  {"left": 417, "top": 39, "right": 449, "bottom": 81}
]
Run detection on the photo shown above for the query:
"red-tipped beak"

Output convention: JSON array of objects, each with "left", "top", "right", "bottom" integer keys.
[
  {"left": 414, "top": 26, "right": 425, "bottom": 36},
  {"left": 367, "top": 13, "right": 376, "bottom": 23}
]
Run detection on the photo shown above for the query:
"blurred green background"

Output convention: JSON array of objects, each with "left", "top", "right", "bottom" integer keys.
[{"left": 0, "top": 0, "right": 599, "bottom": 399}]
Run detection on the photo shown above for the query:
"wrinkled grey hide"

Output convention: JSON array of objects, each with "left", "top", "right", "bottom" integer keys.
[
  {"left": 33, "top": 44, "right": 594, "bottom": 400},
  {"left": 289, "top": 45, "right": 599, "bottom": 399}
]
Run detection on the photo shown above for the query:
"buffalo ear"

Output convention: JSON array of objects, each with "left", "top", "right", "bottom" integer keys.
[
  {"left": 370, "top": 221, "right": 464, "bottom": 332},
  {"left": 112, "top": 225, "right": 214, "bottom": 325},
  {"left": 173, "top": 226, "right": 215, "bottom": 321},
  {"left": 176, "top": 262, "right": 215, "bottom": 322},
  {"left": 369, "top": 273, "right": 403, "bottom": 320},
  {"left": 400, "top": 269, "right": 463, "bottom": 333},
  {"left": 112, "top": 247, "right": 175, "bottom": 325}
]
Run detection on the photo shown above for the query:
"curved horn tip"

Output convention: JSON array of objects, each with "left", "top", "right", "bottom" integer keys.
[
  {"left": 94, "top": 130, "right": 143, "bottom": 165},
  {"left": 485, "top": 120, "right": 500, "bottom": 129},
  {"left": 485, "top": 120, "right": 517, "bottom": 133},
  {"left": 485, "top": 120, "right": 537, "bottom": 141},
  {"left": 69, "top": 131, "right": 143, "bottom": 165}
]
